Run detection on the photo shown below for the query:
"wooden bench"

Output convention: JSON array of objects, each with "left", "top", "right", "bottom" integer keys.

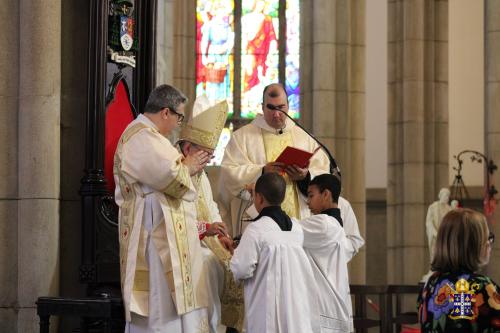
[{"left": 36, "top": 296, "right": 124, "bottom": 333}]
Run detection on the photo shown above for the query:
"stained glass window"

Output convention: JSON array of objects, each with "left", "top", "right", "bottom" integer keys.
[
  {"left": 240, "top": 0, "right": 280, "bottom": 118},
  {"left": 196, "top": 0, "right": 235, "bottom": 116},
  {"left": 196, "top": 0, "right": 300, "bottom": 119},
  {"left": 285, "top": 0, "right": 300, "bottom": 118},
  {"left": 196, "top": 0, "right": 300, "bottom": 165}
]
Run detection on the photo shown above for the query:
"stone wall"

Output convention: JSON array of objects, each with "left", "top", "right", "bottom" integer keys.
[
  {"left": 0, "top": 0, "right": 61, "bottom": 331},
  {"left": 387, "top": 0, "right": 449, "bottom": 284}
]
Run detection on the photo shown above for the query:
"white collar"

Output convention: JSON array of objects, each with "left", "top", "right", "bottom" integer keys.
[
  {"left": 137, "top": 113, "right": 159, "bottom": 131},
  {"left": 251, "top": 114, "right": 295, "bottom": 134}
]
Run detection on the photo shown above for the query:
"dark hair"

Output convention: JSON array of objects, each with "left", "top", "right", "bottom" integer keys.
[
  {"left": 262, "top": 83, "right": 289, "bottom": 105},
  {"left": 255, "top": 173, "right": 286, "bottom": 205},
  {"left": 144, "top": 84, "right": 187, "bottom": 114},
  {"left": 431, "top": 208, "right": 489, "bottom": 273},
  {"left": 309, "top": 174, "right": 341, "bottom": 203}
]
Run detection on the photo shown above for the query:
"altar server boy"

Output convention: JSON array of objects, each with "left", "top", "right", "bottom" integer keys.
[
  {"left": 230, "top": 173, "right": 320, "bottom": 333},
  {"left": 301, "top": 174, "right": 353, "bottom": 332}
]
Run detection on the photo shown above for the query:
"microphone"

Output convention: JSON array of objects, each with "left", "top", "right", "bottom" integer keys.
[
  {"left": 266, "top": 103, "right": 341, "bottom": 177},
  {"left": 238, "top": 189, "right": 252, "bottom": 201}
]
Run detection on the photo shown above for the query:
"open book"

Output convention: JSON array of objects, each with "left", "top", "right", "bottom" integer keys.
[{"left": 275, "top": 146, "right": 320, "bottom": 169}]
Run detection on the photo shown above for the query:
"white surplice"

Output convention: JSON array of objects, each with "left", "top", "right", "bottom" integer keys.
[
  {"left": 219, "top": 114, "right": 364, "bottom": 257},
  {"left": 114, "top": 114, "right": 209, "bottom": 333},
  {"left": 230, "top": 217, "right": 320, "bottom": 333},
  {"left": 338, "top": 197, "right": 365, "bottom": 262},
  {"left": 301, "top": 214, "right": 353, "bottom": 333}
]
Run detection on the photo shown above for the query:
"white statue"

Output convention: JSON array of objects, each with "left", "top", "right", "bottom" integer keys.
[
  {"left": 422, "top": 188, "right": 452, "bottom": 282},
  {"left": 426, "top": 188, "right": 452, "bottom": 261}
]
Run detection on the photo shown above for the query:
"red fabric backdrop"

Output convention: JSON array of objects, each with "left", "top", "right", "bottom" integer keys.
[{"left": 105, "top": 80, "right": 135, "bottom": 194}]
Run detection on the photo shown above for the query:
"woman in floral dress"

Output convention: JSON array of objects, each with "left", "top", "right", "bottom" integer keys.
[{"left": 417, "top": 208, "right": 500, "bottom": 332}]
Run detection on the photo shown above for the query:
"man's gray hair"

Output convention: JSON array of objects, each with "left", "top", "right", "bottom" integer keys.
[{"left": 144, "top": 84, "right": 188, "bottom": 114}]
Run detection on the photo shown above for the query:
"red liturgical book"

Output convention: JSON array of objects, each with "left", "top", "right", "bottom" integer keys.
[{"left": 275, "top": 146, "right": 320, "bottom": 169}]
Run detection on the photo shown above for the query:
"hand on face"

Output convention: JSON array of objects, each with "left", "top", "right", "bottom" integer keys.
[{"left": 183, "top": 150, "right": 211, "bottom": 175}]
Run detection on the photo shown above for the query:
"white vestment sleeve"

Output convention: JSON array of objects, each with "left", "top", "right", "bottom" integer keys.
[
  {"left": 120, "top": 129, "right": 196, "bottom": 201},
  {"left": 339, "top": 197, "right": 365, "bottom": 261},
  {"left": 220, "top": 130, "right": 265, "bottom": 197},
  {"left": 301, "top": 214, "right": 345, "bottom": 249},
  {"left": 230, "top": 225, "right": 260, "bottom": 281},
  {"left": 306, "top": 146, "right": 330, "bottom": 178}
]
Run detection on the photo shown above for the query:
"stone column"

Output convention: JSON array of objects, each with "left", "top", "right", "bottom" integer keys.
[
  {"left": 157, "top": 0, "right": 175, "bottom": 85},
  {"left": 173, "top": 0, "right": 196, "bottom": 102},
  {"left": 303, "top": 0, "right": 366, "bottom": 283},
  {"left": 485, "top": 0, "right": 500, "bottom": 283},
  {"left": 387, "top": 0, "right": 449, "bottom": 284},
  {"left": 0, "top": 0, "right": 19, "bottom": 330},
  {"left": 17, "top": 0, "right": 61, "bottom": 331}
]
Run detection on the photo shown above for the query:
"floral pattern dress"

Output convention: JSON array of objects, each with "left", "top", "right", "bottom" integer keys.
[{"left": 417, "top": 272, "right": 500, "bottom": 332}]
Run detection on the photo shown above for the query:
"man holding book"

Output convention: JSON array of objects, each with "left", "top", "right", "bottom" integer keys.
[{"left": 219, "top": 83, "right": 363, "bottom": 260}]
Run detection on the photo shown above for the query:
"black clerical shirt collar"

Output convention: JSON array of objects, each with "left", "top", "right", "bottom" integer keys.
[
  {"left": 321, "top": 208, "right": 343, "bottom": 227},
  {"left": 253, "top": 206, "right": 293, "bottom": 231}
]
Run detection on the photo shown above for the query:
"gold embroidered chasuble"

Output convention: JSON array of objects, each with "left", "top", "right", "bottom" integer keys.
[
  {"left": 114, "top": 116, "right": 208, "bottom": 322},
  {"left": 261, "top": 130, "right": 300, "bottom": 219},
  {"left": 193, "top": 173, "right": 245, "bottom": 330}
]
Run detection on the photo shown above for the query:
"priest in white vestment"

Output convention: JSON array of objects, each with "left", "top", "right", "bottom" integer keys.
[
  {"left": 219, "top": 83, "right": 364, "bottom": 259},
  {"left": 301, "top": 174, "right": 354, "bottom": 332},
  {"left": 231, "top": 173, "right": 320, "bottom": 333},
  {"left": 114, "top": 85, "right": 213, "bottom": 333},
  {"left": 177, "top": 96, "right": 245, "bottom": 332}
]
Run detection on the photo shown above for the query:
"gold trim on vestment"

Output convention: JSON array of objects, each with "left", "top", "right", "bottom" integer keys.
[
  {"left": 166, "top": 196, "right": 195, "bottom": 312},
  {"left": 114, "top": 122, "right": 149, "bottom": 318},
  {"left": 179, "top": 100, "right": 228, "bottom": 150},
  {"left": 133, "top": 270, "right": 149, "bottom": 291},
  {"left": 162, "top": 161, "right": 191, "bottom": 198},
  {"left": 181, "top": 125, "right": 219, "bottom": 150},
  {"left": 261, "top": 130, "right": 300, "bottom": 218},
  {"left": 115, "top": 123, "right": 148, "bottom": 285},
  {"left": 194, "top": 177, "right": 245, "bottom": 331}
]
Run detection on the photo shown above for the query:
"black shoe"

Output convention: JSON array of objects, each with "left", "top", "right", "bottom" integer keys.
[{"left": 226, "top": 327, "right": 239, "bottom": 333}]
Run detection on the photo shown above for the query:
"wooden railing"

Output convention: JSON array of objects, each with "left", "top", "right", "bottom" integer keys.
[
  {"left": 350, "top": 284, "right": 422, "bottom": 333},
  {"left": 36, "top": 284, "right": 422, "bottom": 332}
]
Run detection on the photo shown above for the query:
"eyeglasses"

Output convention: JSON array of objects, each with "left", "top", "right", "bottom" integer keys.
[
  {"left": 488, "top": 232, "right": 495, "bottom": 245},
  {"left": 164, "top": 107, "right": 185, "bottom": 122}
]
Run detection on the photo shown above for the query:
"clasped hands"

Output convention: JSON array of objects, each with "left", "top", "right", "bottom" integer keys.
[
  {"left": 205, "top": 222, "right": 235, "bottom": 255},
  {"left": 263, "top": 162, "right": 309, "bottom": 181},
  {"left": 183, "top": 150, "right": 211, "bottom": 175}
]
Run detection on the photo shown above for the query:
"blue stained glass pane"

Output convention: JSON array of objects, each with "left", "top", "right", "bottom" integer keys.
[
  {"left": 286, "top": 0, "right": 300, "bottom": 119},
  {"left": 196, "top": 0, "right": 235, "bottom": 117}
]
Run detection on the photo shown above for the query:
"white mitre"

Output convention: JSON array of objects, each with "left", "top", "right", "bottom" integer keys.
[{"left": 179, "top": 96, "right": 228, "bottom": 150}]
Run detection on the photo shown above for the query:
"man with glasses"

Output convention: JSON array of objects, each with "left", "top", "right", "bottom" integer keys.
[
  {"left": 220, "top": 83, "right": 364, "bottom": 261},
  {"left": 114, "top": 84, "right": 212, "bottom": 332}
]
